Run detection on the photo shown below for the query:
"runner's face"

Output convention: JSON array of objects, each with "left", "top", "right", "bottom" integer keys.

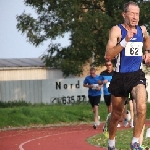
[
  {"left": 106, "top": 63, "right": 112, "bottom": 71},
  {"left": 90, "top": 70, "right": 96, "bottom": 77},
  {"left": 123, "top": 5, "right": 140, "bottom": 27}
]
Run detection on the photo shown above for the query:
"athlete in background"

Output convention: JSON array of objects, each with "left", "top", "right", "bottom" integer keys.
[
  {"left": 99, "top": 61, "right": 114, "bottom": 114},
  {"left": 83, "top": 67, "right": 102, "bottom": 129}
]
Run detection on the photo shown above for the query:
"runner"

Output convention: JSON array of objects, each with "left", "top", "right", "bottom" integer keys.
[
  {"left": 83, "top": 67, "right": 102, "bottom": 129},
  {"left": 105, "top": 1, "right": 150, "bottom": 149}
]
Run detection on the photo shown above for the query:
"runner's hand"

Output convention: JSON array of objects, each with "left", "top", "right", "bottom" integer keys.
[
  {"left": 104, "top": 55, "right": 111, "bottom": 61},
  {"left": 125, "top": 29, "right": 137, "bottom": 42},
  {"left": 103, "top": 80, "right": 108, "bottom": 84},
  {"left": 96, "top": 86, "right": 101, "bottom": 90}
]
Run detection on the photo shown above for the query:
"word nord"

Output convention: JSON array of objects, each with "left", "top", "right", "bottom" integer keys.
[{"left": 56, "top": 80, "right": 80, "bottom": 90}]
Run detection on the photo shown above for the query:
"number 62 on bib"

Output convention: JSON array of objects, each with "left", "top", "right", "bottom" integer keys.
[{"left": 125, "top": 42, "right": 143, "bottom": 56}]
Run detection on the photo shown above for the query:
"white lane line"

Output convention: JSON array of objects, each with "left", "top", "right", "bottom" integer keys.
[{"left": 19, "top": 130, "right": 86, "bottom": 150}]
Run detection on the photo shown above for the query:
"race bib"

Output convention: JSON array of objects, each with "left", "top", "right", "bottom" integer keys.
[
  {"left": 125, "top": 42, "right": 143, "bottom": 56},
  {"left": 92, "top": 84, "right": 99, "bottom": 90},
  {"left": 106, "top": 82, "right": 110, "bottom": 88}
]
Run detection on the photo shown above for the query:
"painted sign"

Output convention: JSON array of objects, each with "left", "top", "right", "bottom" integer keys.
[
  {"left": 42, "top": 76, "right": 150, "bottom": 104},
  {"left": 42, "top": 78, "right": 89, "bottom": 105}
]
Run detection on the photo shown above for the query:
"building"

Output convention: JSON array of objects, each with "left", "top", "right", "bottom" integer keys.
[
  {"left": 0, "top": 58, "right": 149, "bottom": 103},
  {"left": 0, "top": 58, "right": 66, "bottom": 81},
  {"left": 0, "top": 58, "right": 106, "bottom": 103},
  {"left": 0, "top": 58, "right": 105, "bottom": 81}
]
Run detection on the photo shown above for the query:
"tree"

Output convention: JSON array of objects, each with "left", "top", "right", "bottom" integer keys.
[
  {"left": 17, "top": 0, "right": 150, "bottom": 76},
  {"left": 103, "top": 0, "right": 150, "bottom": 31}
]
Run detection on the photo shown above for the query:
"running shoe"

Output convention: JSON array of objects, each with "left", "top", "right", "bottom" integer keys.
[
  {"left": 130, "top": 142, "right": 142, "bottom": 150},
  {"left": 108, "top": 146, "right": 116, "bottom": 150},
  {"left": 145, "top": 147, "right": 150, "bottom": 150},
  {"left": 93, "top": 116, "right": 100, "bottom": 129},
  {"left": 126, "top": 110, "right": 131, "bottom": 121},
  {"left": 124, "top": 118, "right": 129, "bottom": 127},
  {"left": 93, "top": 123, "right": 98, "bottom": 129},
  {"left": 140, "top": 145, "right": 150, "bottom": 150},
  {"left": 117, "top": 123, "right": 121, "bottom": 127}
]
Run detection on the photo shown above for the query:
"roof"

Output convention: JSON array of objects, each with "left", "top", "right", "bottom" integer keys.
[{"left": 0, "top": 58, "right": 45, "bottom": 67}]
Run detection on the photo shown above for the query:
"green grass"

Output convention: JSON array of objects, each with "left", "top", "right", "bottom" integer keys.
[
  {"left": 0, "top": 101, "right": 150, "bottom": 129},
  {"left": 0, "top": 102, "right": 107, "bottom": 128},
  {"left": 87, "top": 128, "right": 150, "bottom": 149}
]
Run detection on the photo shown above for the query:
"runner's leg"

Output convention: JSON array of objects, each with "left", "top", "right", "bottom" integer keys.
[
  {"left": 131, "top": 84, "right": 146, "bottom": 143},
  {"left": 108, "top": 95, "right": 126, "bottom": 142}
]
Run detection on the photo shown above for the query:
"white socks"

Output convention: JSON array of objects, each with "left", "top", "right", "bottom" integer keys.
[
  {"left": 108, "top": 139, "right": 115, "bottom": 147},
  {"left": 131, "top": 137, "right": 139, "bottom": 144}
]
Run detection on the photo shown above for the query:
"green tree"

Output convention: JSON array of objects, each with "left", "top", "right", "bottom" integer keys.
[
  {"left": 17, "top": 0, "right": 150, "bottom": 76},
  {"left": 104, "top": 0, "right": 150, "bottom": 31}
]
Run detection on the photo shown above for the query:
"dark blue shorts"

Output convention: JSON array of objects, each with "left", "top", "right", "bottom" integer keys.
[
  {"left": 88, "top": 95, "right": 101, "bottom": 107},
  {"left": 104, "top": 94, "right": 111, "bottom": 106}
]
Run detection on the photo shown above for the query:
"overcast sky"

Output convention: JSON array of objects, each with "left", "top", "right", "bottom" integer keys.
[{"left": 0, "top": 0, "right": 70, "bottom": 58}]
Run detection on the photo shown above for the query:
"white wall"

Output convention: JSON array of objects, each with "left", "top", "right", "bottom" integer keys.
[
  {"left": 0, "top": 76, "right": 149, "bottom": 104},
  {"left": 0, "top": 78, "right": 89, "bottom": 104}
]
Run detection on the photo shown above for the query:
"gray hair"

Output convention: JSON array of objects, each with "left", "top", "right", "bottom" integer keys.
[{"left": 123, "top": 1, "right": 139, "bottom": 13}]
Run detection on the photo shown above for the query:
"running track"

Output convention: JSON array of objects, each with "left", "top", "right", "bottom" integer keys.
[{"left": 0, "top": 121, "right": 150, "bottom": 150}]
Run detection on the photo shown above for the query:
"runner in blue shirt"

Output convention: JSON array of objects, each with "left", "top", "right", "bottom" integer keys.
[
  {"left": 83, "top": 67, "right": 102, "bottom": 129},
  {"left": 99, "top": 61, "right": 114, "bottom": 114}
]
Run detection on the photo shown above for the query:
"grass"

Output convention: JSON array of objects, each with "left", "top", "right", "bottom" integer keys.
[
  {"left": 87, "top": 127, "right": 150, "bottom": 149},
  {"left": 0, "top": 101, "right": 108, "bottom": 128},
  {"left": 0, "top": 101, "right": 150, "bottom": 149},
  {"left": 0, "top": 101, "right": 150, "bottom": 129}
]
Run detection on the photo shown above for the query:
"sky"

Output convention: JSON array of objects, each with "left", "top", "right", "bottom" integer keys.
[{"left": 0, "top": 0, "right": 70, "bottom": 58}]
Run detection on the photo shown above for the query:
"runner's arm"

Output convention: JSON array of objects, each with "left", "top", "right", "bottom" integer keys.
[
  {"left": 105, "top": 26, "right": 124, "bottom": 60},
  {"left": 98, "top": 74, "right": 103, "bottom": 85},
  {"left": 141, "top": 26, "right": 150, "bottom": 65},
  {"left": 141, "top": 26, "right": 150, "bottom": 53}
]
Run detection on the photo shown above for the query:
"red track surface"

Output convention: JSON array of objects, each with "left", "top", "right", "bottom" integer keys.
[{"left": 0, "top": 121, "right": 150, "bottom": 150}]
